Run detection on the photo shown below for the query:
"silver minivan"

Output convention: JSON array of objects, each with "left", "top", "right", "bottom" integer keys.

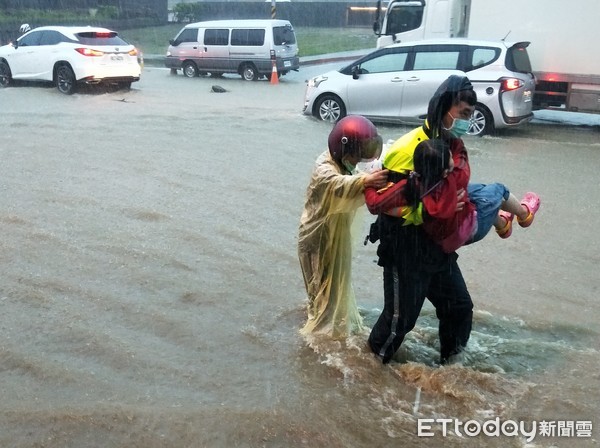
[
  {"left": 303, "top": 38, "right": 535, "bottom": 135},
  {"left": 165, "top": 19, "right": 300, "bottom": 81}
]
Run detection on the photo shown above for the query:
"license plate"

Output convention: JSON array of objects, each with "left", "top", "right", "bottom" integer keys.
[
  {"left": 111, "top": 55, "right": 124, "bottom": 61},
  {"left": 523, "top": 90, "right": 532, "bottom": 102},
  {"left": 284, "top": 60, "right": 291, "bottom": 68}
]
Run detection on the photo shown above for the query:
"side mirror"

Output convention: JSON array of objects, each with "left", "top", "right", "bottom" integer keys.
[
  {"left": 169, "top": 39, "right": 178, "bottom": 46},
  {"left": 373, "top": 21, "right": 381, "bottom": 34},
  {"left": 352, "top": 65, "right": 360, "bottom": 80},
  {"left": 13, "top": 40, "right": 19, "bottom": 49}
]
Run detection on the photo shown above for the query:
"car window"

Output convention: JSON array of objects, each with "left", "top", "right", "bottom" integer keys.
[
  {"left": 385, "top": 4, "right": 424, "bottom": 35},
  {"left": 273, "top": 25, "right": 296, "bottom": 45},
  {"left": 76, "top": 32, "right": 129, "bottom": 46},
  {"left": 231, "top": 29, "right": 265, "bottom": 46},
  {"left": 413, "top": 50, "right": 460, "bottom": 70},
  {"left": 359, "top": 51, "right": 408, "bottom": 74},
  {"left": 39, "top": 30, "right": 67, "bottom": 46},
  {"left": 506, "top": 45, "right": 533, "bottom": 73},
  {"left": 18, "top": 30, "right": 42, "bottom": 47},
  {"left": 176, "top": 28, "right": 199, "bottom": 44},
  {"left": 469, "top": 47, "right": 500, "bottom": 70},
  {"left": 204, "top": 29, "right": 229, "bottom": 46}
]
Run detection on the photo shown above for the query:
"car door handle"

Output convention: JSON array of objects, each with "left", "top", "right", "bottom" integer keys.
[
  {"left": 391, "top": 77, "right": 403, "bottom": 82},
  {"left": 406, "top": 77, "right": 420, "bottom": 82}
]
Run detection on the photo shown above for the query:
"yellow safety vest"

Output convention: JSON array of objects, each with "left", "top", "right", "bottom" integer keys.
[{"left": 382, "top": 126, "right": 430, "bottom": 225}]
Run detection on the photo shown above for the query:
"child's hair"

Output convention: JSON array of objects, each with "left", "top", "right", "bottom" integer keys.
[{"left": 404, "top": 139, "right": 451, "bottom": 208}]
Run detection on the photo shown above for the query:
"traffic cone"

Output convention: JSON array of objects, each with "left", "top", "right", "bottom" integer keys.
[{"left": 270, "top": 61, "right": 279, "bottom": 85}]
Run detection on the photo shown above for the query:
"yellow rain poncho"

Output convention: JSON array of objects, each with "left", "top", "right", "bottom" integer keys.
[{"left": 298, "top": 150, "right": 367, "bottom": 338}]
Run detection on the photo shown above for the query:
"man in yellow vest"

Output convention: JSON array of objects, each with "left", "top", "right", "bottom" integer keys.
[{"left": 365, "top": 75, "right": 476, "bottom": 365}]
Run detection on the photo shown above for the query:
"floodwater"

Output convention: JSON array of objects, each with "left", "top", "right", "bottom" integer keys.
[{"left": 0, "top": 67, "right": 599, "bottom": 447}]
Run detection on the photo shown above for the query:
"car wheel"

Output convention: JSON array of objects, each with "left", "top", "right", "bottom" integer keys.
[
  {"left": 241, "top": 64, "right": 258, "bottom": 81},
  {"left": 468, "top": 105, "right": 494, "bottom": 136},
  {"left": 315, "top": 94, "right": 346, "bottom": 122},
  {"left": 56, "top": 64, "right": 77, "bottom": 95},
  {"left": 0, "top": 61, "right": 12, "bottom": 87},
  {"left": 182, "top": 61, "right": 199, "bottom": 78}
]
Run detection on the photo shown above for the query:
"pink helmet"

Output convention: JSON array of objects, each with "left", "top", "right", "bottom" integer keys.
[{"left": 328, "top": 115, "right": 382, "bottom": 162}]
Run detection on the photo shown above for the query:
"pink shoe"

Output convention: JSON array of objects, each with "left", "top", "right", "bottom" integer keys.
[
  {"left": 517, "top": 192, "right": 541, "bottom": 228},
  {"left": 496, "top": 210, "right": 514, "bottom": 239}
]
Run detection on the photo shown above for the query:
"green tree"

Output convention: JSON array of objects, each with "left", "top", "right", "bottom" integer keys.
[{"left": 173, "top": 2, "right": 203, "bottom": 23}]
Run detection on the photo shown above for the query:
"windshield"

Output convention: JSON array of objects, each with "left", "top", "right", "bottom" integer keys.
[
  {"left": 385, "top": 4, "right": 424, "bottom": 35},
  {"left": 506, "top": 45, "right": 533, "bottom": 73},
  {"left": 273, "top": 25, "right": 296, "bottom": 45},
  {"left": 76, "top": 31, "right": 130, "bottom": 46}
]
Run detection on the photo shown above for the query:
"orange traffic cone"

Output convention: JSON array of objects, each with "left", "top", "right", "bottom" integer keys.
[{"left": 270, "top": 61, "right": 279, "bottom": 85}]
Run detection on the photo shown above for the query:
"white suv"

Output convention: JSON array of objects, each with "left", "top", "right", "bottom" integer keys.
[
  {"left": 303, "top": 39, "right": 535, "bottom": 135},
  {"left": 0, "top": 26, "right": 141, "bottom": 95}
]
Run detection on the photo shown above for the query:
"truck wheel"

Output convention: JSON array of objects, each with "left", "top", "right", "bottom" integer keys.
[
  {"left": 0, "top": 61, "right": 12, "bottom": 87},
  {"left": 182, "top": 61, "right": 199, "bottom": 78},
  {"left": 56, "top": 64, "right": 77, "bottom": 95},
  {"left": 468, "top": 105, "right": 494, "bottom": 136},
  {"left": 315, "top": 94, "right": 346, "bottom": 122},
  {"left": 241, "top": 63, "right": 258, "bottom": 81}
]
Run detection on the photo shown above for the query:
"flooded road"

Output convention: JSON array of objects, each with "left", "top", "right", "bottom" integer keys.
[{"left": 0, "top": 67, "right": 599, "bottom": 447}]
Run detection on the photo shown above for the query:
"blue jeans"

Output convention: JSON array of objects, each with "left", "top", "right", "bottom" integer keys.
[{"left": 466, "top": 182, "right": 510, "bottom": 244}]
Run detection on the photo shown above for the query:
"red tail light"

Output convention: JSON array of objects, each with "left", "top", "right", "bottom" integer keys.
[
  {"left": 501, "top": 78, "right": 524, "bottom": 91},
  {"left": 75, "top": 48, "right": 104, "bottom": 57}
]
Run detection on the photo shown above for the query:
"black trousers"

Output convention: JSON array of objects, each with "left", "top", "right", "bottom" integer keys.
[{"left": 368, "top": 217, "right": 473, "bottom": 364}]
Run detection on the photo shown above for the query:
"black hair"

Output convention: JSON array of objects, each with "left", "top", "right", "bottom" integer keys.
[
  {"left": 426, "top": 75, "right": 477, "bottom": 139},
  {"left": 404, "top": 139, "right": 451, "bottom": 208}
]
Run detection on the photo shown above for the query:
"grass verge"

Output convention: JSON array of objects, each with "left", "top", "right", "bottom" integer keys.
[{"left": 119, "top": 25, "right": 377, "bottom": 57}]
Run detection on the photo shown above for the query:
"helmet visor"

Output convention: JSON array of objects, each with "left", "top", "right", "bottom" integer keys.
[{"left": 360, "top": 134, "right": 383, "bottom": 161}]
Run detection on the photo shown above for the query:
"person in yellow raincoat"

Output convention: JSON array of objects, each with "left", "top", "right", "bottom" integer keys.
[{"left": 298, "top": 115, "right": 388, "bottom": 338}]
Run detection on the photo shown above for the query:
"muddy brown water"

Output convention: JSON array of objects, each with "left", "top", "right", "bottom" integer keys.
[{"left": 0, "top": 67, "right": 598, "bottom": 447}]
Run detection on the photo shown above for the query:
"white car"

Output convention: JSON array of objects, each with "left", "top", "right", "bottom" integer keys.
[
  {"left": 0, "top": 26, "right": 141, "bottom": 94},
  {"left": 303, "top": 39, "right": 535, "bottom": 136}
]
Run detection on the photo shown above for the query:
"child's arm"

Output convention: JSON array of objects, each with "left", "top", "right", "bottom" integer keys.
[
  {"left": 422, "top": 176, "right": 459, "bottom": 220},
  {"left": 364, "top": 179, "right": 408, "bottom": 215},
  {"left": 450, "top": 139, "right": 470, "bottom": 186}
]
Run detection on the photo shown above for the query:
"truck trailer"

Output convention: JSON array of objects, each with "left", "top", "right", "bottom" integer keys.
[{"left": 374, "top": 0, "right": 600, "bottom": 113}]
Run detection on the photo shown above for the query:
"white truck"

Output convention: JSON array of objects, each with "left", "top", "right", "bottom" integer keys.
[{"left": 373, "top": 0, "right": 600, "bottom": 113}]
